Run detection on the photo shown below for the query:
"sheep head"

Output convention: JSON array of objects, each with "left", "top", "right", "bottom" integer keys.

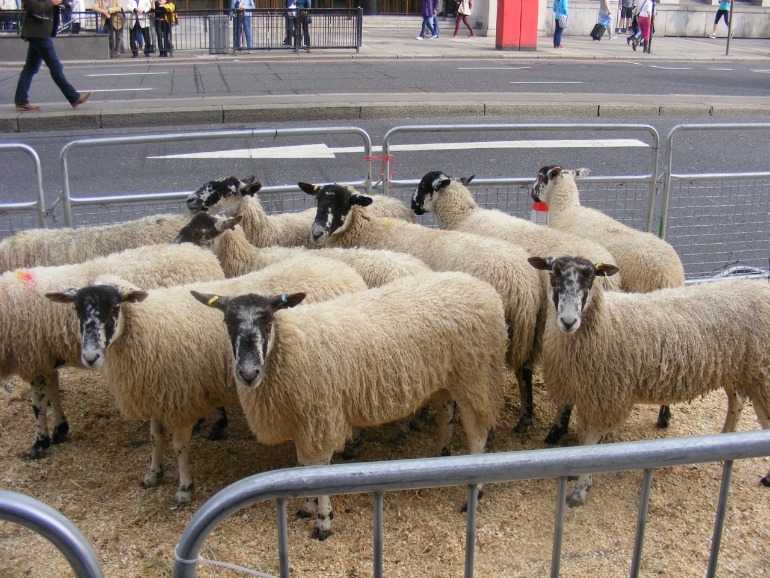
[
  {"left": 411, "top": 171, "right": 475, "bottom": 215},
  {"left": 191, "top": 290, "right": 306, "bottom": 387},
  {"left": 298, "top": 182, "right": 373, "bottom": 246},
  {"left": 528, "top": 256, "right": 618, "bottom": 333},
  {"left": 186, "top": 175, "right": 262, "bottom": 214},
  {"left": 530, "top": 165, "right": 590, "bottom": 204},
  {"left": 174, "top": 211, "right": 243, "bottom": 246}
]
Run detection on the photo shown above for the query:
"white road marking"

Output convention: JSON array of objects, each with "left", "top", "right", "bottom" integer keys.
[
  {"left": 86, "top": 88, "right": 156, "bottom": 92},
  {"left": 458, "top": 66, "right": 532, "bottom": 70},
  {"left": 86, "top": 72, "right": 169, "bottom": 77},
  {"left": 148, "top": 139, "right": 648, "bottom": 159},
  {"left": 709, "top": 68, "right": 733, "bottom": 71},
  {"left": 509, "top": 81, "right": 582, "bottom": 84},
  {"left": 751, "top": 69, "right": 770, "bottom": 73},
  {"left": 649, "top": 65, "right": 692, "bottom": 70}
]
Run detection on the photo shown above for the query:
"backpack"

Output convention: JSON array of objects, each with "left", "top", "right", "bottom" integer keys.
[{"left": 434, "top": 0, "right": 443, "bottom": 14}]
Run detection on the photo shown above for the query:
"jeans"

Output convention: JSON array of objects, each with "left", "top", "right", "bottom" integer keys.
[
  {"left": 15, "top": 36, "right": 80, "bottom": 106},
  {"left": 553, "top": 18, "right": 564, "bottom": 47},
  {"left": 233, "top": 12, "right": 252, "bottom": 49},
  {"left": 420, "top": 16, "right": 435, "bottom": 37},
  {"left": 432, "top": 15, "right": 439, "bottom": 37},
  {"left": 130, "top": 22, "right": 150, "bottom": 55}
]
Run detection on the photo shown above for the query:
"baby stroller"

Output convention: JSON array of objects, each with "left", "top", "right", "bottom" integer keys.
[{"left": 626, "top": 14, "right": 643, "bottom": 51}]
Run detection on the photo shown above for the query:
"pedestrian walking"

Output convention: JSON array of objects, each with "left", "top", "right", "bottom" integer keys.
[
  {"left": 598, "top": 0, "right": 617, "bottom": 39},
  {"left": 13, "top": 0, "right": 92, "bottom": 111},
  {"left": 552, "top": 0, "right": 568, "bottom": 49},
  {"left": 708, "top": 0, "right": 732, "bottom": 38},
  {"left": 452, "top": 0, "right": 474, "bottom": 37},
  {"left": 630, "top": 0, "right": 653, "bottom": 52},
  {"left": 416, "top": 0, "right": 434, "bottom": 40}
]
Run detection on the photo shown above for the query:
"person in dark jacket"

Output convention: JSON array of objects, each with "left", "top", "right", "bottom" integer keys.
[{"left": 14, "top": 0, "right": 91, "bottom": 111}]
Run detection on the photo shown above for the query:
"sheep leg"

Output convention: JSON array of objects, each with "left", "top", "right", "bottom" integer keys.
[
  {"left": 142, "top": 419, "right": 165, "bottom": 489},
  {"left": 656, "top": 405, "right": 672, "bottom": 429},
  {"left": 47, "top": 372, "right": 70, "bottom": 445},
  {"left": 431, "top": 391, "right": 456, "bottom": 457},
  {"left": 513, "top": 366, "right": 534, "bottom": 434},
  {"left": 567, "top": 425, "right": 605, "bottom": 508},
  {"left": 342, "top": 427, "right": 363, "bottom": 460},
  {"left": 721, "top": 388, "right": 746, "bottom": 433},
  {"left": 544, "top": 406, "right": 573, "bottom": 445},
  {"left": 29, "top": 375, "right": 53, "bottom": 459},
  {"left": 751, "top": 401, "right": 770, "bottom": 487},
  {"left": 207, "top": 406, "right": 229, "bottom": 441},
  {"left": 173, "top": 425, "right": 195, "bottom": 505},
  {"left": 457, "top": 400, "right": 492, "bottom": 512},
  {"left": 295, "top": 449, "right": 333, "bottom": 540}
]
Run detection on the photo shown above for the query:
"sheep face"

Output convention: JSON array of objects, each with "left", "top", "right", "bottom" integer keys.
[
  {"left": 411, "top": 171, "right": 452, "bottom": 215},
  {"left": 191, "top": 291, "right": 306, "bottom": 387},
  {"left": 174, "top": 211, "right": 242, "bottom": 246},
  {"left": 530, "top": 165, "right": 590, "bottom": 204},
  {"left": 298, "top": 182, "right": 373, "bottom": 245},
  {"left": 528, "top": 256, "right": 618, "bottom": 333},
  {"left": 45, "top": 285, "right": 148, "bottom": 368},
  {"left": 186, "top": 176, "right": 262, "bottom": 214}
]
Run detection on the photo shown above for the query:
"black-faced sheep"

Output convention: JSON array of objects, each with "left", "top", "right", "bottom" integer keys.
[
  {"left": 185, "top": 176, "right": 415, "bottom": 249},
  {"left": 529, "top": 255, "right": 770, "bottom": 507},
  {"left": 299, "top": 181, "right": 543, "bottom": 434},
  {"left": 46, "top": 258, "right": 367, "bottom": 504},
  {"left": 0, "top": 214, "right": 190, "bottom": 272},
  {"left": 412, "top": 171, "right": 625, "bottom": 441},
  {"left": 1, "top": 244, "right": 224, "bottom": 459},
  {"left": 175, "top": 210, "right": 431, "bottom": 287},
  {"left": 193, "top": 270, "right": 507, "bottom": 540}
]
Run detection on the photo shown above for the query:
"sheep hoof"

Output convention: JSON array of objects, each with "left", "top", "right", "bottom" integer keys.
[
  {"left": 311, "top": 525, "right": 333, "bottom": 541},
  {"left": 513, "top": 416, "right": 533, "bottom": 434},
  {"left": 566, "top": 489, "right": 588, "bottom": 508},
  {"left": 656, "top": 405, "right": 672, "bottom": 429},
  {"left": 28, "top": 437, "right": 51, "bottom": 460},
  {"left": 760, "top": 475, "right": 770, "bottom": 488},
  {"left": 297, "top": 497, "right": 317, "bottom": 519},
  {"left": 176, "top": 485, "right": 193, "bottom": 505},
  {"left": 460, "top": 489, "right": 483, "bottom": 513},
  {"left": 141, "top": 468, "right": 164, "bottom": 488},
  {"left": 544, "top": 425, "right": 567, "bottom": 445},
  {"left": 51, "top": 421, "right": 70, "bottom": 444},
  {"left": 207, "top": 424, "right": 227, "bottom": 441}
]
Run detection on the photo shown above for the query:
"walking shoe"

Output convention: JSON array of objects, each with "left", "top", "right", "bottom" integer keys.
[
  {"left": 15, "top": 103, "right": 41, "bottom": 112},
  {"left": 609, "top": 34, "right": 618, "bottom": 39},
  {"left": 708, "top": 33, "right": 716, "bottom": 39},
  {"left": 632, "top": 38, "right": 638, "bottom": 51},
  {"left": 71, "top": 92, "right": 92, "bottom": 109},
  {"left": 416, "top": 35, "right": 423, "bottom": 40}
]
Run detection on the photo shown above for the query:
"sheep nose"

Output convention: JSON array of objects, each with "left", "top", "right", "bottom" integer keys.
[
  {"left": 310, "top": 227, "right": 326, "bottom": 245},
  {"left": 559, "top": 316, "right": 580, "bottom": 333},
  {"left": 82, "top": 351, "right": 102, "bottom": 368},
  {"left": 237, "top": 367, "right": 260, "bottom": 387}
]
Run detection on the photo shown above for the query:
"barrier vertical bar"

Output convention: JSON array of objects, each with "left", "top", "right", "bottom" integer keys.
[
  {"left": 630, "top": 468, "right": 654, "bottom": 577},
  {"left": 706, "top": 460, "right": 733, "bottom": 578},
  {"left": 550, "top": 476, "right": 568, "bottom": 578},
  {"left": 373, "top": 491, "right": 384, "bottom": 578},
  {"left": 277, "top": 498, "right": 290, "bottom": 578},
  {"left": 464, "top": 485, "right": 478, "bottom": 578}
]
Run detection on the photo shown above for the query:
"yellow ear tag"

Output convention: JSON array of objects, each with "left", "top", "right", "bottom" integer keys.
[
  {"left": 312, "top": 185, "right": 320, "bottom": 192},
  {"left": 207, "top": 295, "right": 219, "bottom": 306},
  {"left": 122, "top": 288, "right": 131, "bottom": 299},
  {"left": 594, "top": 262, "right": 604, "bottom": 271}
]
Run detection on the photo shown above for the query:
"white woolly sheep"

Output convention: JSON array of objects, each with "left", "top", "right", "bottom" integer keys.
[
  {"left": 186, "top": 176, "right": 416, "bottom": 249},
  {"left": 193, "top": 270, "right": 507, "bottom": 540},
  {"left": 299, "top": 181, "right": 543, "bottom": 433},
  {"left": 529, "top": 255, "right": 770, "bottom": 507},
  {"left": 530, "top": 165, "right": 685, "bottom": 294},
  {"left": 0, "top": 214, "right": 190, "bottom": 273},
  {"left": 46, "top": 257, "right": 367, "bottom": 505},
  {"left": 412, "top": 171, "right": 626, "bottom": 441},
  {"left": 1, "top": 243, "right": 224, "bottom": 459},
  {"left": 175, "top": 210, "right": 431, "bottom": 287}
]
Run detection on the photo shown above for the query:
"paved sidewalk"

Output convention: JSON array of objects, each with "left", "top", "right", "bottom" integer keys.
[{"left": 2, "top": 20, "right": 769, "bottom": 133}]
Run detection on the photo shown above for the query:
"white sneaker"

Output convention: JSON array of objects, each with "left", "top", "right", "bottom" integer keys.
[
  {"left": 416, "top": 35, "right": 423, "bottom": 40},
  {"left": 609, "top": 34, "right": 618, "bottom": 39},
  {"left": 708, "top": 33, "right": 716, "bottom": 39}
]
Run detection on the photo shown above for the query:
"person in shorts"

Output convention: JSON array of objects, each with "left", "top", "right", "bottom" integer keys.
[
  {"left": 708, "top": 0, "right": 732, "bottom": 38},
  {"left": 618, "top": 0, "right": 634, "bottom": 33}
]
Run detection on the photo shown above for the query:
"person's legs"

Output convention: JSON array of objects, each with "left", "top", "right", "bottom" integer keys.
[
  {"left": 638, "top": 15, "right": 651, "bottom": 46},
  {"left": 464, "top": 15, "right": 474, "bottom": 35},
  {"left": 433, "top": 15, "right": 439, "bottom": 38},
  {"left": 302, "top": 18, "right": 310, "bottom": 47},
  {"left": 553, "top": 18, "right": 564, "bottom": 47},
  {"left": 453, "top": 17, "right": 460, "bottom": 36},
  {"left": 243, "top": 12, "right": 252, "bottom": 48},
  {"left": 14, "top": 41, "right": 43, "bottom": 106},
  {"left": 23, "top": 36, "right": 80, "bottom": 104},
  {"left": 141, "top": 26, "right": 151, "bottom": 55},
  {"left": 130, "top": 23, "right": 139, "bottom": 56}
]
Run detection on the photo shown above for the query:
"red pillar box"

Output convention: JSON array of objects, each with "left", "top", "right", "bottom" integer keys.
[{"left": 496, "top": 0, "right": 539, "bottom": 51}]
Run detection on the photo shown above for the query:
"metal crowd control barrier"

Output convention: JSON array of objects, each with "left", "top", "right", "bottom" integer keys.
[
  {"left": 173, "top": 430, "right": 770, "bottom": 578},
  {"left": 0, "top": 490, "right": 103, "bottom": 578},
  {"left": 662, "top": 123, "right": 770, "bottom": 281},
  {"left": 59, "top": 127, "right": 374, "bottom": 227},
  {"left": 0, "top": 143, "right": 47, "bottom": 238},
  {"left": 380, "top": 123, "right": 661, "bottom": 234}
]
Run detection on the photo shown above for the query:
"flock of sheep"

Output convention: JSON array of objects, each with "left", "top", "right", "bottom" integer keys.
[{"left": 0, "top": 166, "right": 768, "bottom": 540}]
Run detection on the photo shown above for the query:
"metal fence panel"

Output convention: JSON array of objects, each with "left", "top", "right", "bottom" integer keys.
[{"left": 0, "top": 144, "right": 47, "bottom": 239}]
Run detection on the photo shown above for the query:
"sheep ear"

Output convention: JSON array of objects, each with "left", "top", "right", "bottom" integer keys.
[
  {"left": 241, "top": 181, "right": 262, "bottom": 197},
  {"left": 190, "top": 290, "right": 229, "bottom": 311},
  {"left": 527, "top": 257, "right": 554, "bottom": 271},
  {"left": 546, "top": 166, "right": 562, "bottom": 179},
  {"left": 215, "top": 214, "right": 242, "bottom": 233},
  {"left": 459, "top": 175, "right": 475, "bottom": 186},
  {"left": 273, "top": 292, "right": 306, "bottom": 311},
  {"left": 431, "top": 177, "right": 451, "bottom": 192},
  {"left": 120, "top": 288, "right": 149, "bottom": 303},
  {"left": 574, "top": 168, "right": 591, "bottom": 179},
  {"left": 298, "top": 182, "right": 321, "bottom": 196},
  {"left": 350, "top": 193, "right": 374, "bottom": 207},
  {"left": 45, "top": 289, "right": 78, "bottom": 303},
  {"left": 594, "top": 262, "right": 619, "bottom": 277}
]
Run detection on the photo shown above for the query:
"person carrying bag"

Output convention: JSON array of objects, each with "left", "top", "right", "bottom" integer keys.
[{"left": 452, "top": 0, "right": 474, "bottom": 37}]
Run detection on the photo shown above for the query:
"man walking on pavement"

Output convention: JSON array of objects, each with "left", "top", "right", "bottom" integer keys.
[{"left": 14, "top": 0, "right": 92, "bottom": 111}]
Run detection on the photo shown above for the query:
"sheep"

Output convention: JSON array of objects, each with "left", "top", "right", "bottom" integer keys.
[
  {"left": 412, "top": 171, "right": 626, "bottom": 441},
  {"left": 46, "top": 257, "right": 368, "bottom": 505},
  {"left": 530, "top": 165, "right": 685, "bottom": 294},
  {"left": 0, "top": 243, "right": 225, "bottom": 459},
  {"left": 529, "top": 255, "right": 770, "bottom": 507},
  {"left": 185, "top": 176, "right": 416, "bottom": 249},
  {"left": 193, "top": 270, "right": 508, "bottom": 540},
  {"left": 299, "top": 181, "right": 543, "bottom": 434},
  {"left": 0, "top": 214, "right": 190, "bottom": 272},
  {"left": 175, "top": 209, "right": 431, "bottom": 287}
]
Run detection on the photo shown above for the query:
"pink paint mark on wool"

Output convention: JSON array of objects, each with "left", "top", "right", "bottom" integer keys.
[{"left": 14, "top": 270, "right": 36, "bottom": 289}]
